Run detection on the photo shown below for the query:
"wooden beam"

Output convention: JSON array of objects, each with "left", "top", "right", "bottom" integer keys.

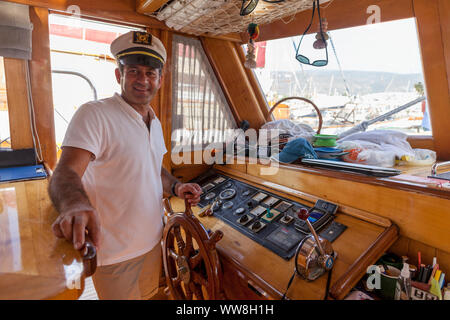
[
  {"left": 29, "top": 6, "right": 57, "bottom": 169},
  {"left": 234, "top": 42, "right": 271, "bottom": 122},
  {"left": 414, "top": 0, "right": 450, "bottom": 160},
  {"left": 5, "top": 0, "right": 165, "bottom": 28},
  {"left": 201, "top": 37, "right": 267, "bottom": 129},
  {"left": 248, "top": 0, "right": 414, "bottom": 42},
  {"left": 136, "top": 0, "right": 169, "bottom": 14},
  {"left": 438, "top": 0, "right": 450, "bottom": 99},
  {"left": 159, "top": 29, "right": 173, "bottom": 172},
  {"left": 3, "top": 58, "right": 34, "bottom": 150}
]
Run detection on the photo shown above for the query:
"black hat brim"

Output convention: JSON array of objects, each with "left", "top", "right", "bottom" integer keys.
[{"left": 118, "top": 54, "right": 163, "bottom": 70}]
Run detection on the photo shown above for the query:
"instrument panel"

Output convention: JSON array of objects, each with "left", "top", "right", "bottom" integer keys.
[{"left": 192, "top": 170, "right": 347, "bottom": 260}]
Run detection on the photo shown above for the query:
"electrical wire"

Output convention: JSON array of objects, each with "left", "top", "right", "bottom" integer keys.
[
  {"left": 25, "top": 61, "right": 43, "bottom": 163},
  {"left": 281, "top": 234, "right": 334, "bottom": 300}
]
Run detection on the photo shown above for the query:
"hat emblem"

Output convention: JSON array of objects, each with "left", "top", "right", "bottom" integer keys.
[{"left": 133, "top": 32, "right": 152, "bottom": 45}]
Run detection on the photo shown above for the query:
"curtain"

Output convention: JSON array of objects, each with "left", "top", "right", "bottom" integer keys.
[
  {"left": 171, "top": 34, "right": 236, "bottom": 151},
  {"left": 0, "top": 2, "right": 33, "bottom": 59}
]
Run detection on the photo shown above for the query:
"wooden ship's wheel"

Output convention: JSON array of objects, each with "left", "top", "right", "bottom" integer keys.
[
  {"left": 162, "top": 199, "right": 224, "bottom": 300},
  {"left": 267, "top": 96, "right": 323, "bottom": 134}
]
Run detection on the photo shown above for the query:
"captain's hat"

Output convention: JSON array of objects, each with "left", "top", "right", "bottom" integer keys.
[{"left": 110, "top": 31, "right": 166, "bottom": 69}]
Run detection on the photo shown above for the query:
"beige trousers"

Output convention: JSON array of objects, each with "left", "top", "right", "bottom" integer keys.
[{"left": 92, "top": 242, "right": 162, "bottom": 300}]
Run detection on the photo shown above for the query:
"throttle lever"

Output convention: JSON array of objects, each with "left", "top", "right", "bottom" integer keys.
[{"left": 297, "top": 208, "right": 325, "bottom": 256}]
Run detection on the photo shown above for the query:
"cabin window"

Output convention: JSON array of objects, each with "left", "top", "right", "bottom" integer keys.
[
  {"left": 251, "top": 18, "right": 430, "bottom": 136},
  {"left": 171, "top": 35, "right": 237, "bottom": 151},
  {"left": 48, "top": 14, "right": 140, "bottom": 158},
  {"left": 0, "top": 57, "right": 10, "bottom": 148}
]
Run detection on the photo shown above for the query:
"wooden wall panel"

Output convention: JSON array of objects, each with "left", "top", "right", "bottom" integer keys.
[
  {"left": 201, "top": 37, "right": 266, "bottom": 129},
  {"left": 414, "top": 0, "right": 450, "bottom": 160},
  {"left": 438, "top": 0, "right": 450, "bottom": 95},
  {"left": 4, "top": 58, "right": 33, "bottom": 149},
  {"left": 389, "top": 236, "right": 450, "bottom": 282},
  {"left": 29, "top": 7, "right": 57, "bottom": 169},
  {"left": 233, "top": 42, "right": 271, "bottom": 122}
]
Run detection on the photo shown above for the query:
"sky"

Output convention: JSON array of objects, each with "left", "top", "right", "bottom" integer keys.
[{"left": 263, "top": 18, "right": 424, "bottom": 75}]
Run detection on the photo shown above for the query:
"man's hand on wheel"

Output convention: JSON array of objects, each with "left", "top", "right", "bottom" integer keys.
[{"left": 175, "top": 183, "right": 203, "bottom": 206}]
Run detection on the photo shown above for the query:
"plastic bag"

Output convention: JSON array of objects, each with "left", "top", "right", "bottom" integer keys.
[
  {"left": 397, "top": 148, "right": 436, "bottom": 166},
  {"left": 260, "top": 120, "right": 315, "bottom": 144},
  {"left": 342, "top": 147, "right": 396, "bottom": 167}
]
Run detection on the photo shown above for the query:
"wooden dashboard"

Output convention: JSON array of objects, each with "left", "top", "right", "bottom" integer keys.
[{"left": 169, "top": 166, "right": 399, "bottom": 300}]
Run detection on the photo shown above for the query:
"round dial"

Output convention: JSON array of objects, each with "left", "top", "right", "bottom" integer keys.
[
  {"left": 222, "top": 201, "right": 234, "bottom": 209},
  {"left": 219, "top": 188, "right": 236, "bottom": 200}
]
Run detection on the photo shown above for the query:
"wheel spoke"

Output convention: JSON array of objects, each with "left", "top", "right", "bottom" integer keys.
[
  {"left": 189, "top": 252, "right": 202, "bottom": 269},
  {"left": 191, "top": 270, "right": 208, "bottom": 287},
  {"left": 183, "top": 232, "right": 194, "bottom": 256},
  {"left": 171, "top": 275, "right": 182, "bottom": 287},
  {"left": 173, "top": 226, "right": 185, "bottom": 252},
  {"left": 183, "top": 282, "right": 193, "bottom": 300},
  {"left": 168, "top": 248, "right": 179, "bottom": 260},
  {"left": 190, "top": 282, "right": 204, "bottom": 300}
]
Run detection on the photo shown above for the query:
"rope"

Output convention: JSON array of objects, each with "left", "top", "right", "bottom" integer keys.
[
  {"left": 329, "top": 34, "right": 352, "bottom": 97},
  {"left": 152, "top": 0, "right": 320, "bottom": 35}
]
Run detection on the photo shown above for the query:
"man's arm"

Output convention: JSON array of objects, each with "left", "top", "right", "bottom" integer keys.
[
  {"left": 49, "top": 147, "right": 101, "bottom": 249},
  {"left": 161, "top": 167, "right": 202, "bottom": 205}
]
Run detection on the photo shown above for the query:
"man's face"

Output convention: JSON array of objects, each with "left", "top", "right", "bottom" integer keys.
[{"left": 115, "top": 64, "right": 162, "bottom": 106}]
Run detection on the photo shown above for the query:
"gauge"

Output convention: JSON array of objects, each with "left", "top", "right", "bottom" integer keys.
[
  {"left": 219, "top": 188, "right": 236, "bottom": 200},
  {"left": 223, "top": 201, "right": 234, "bottom": 209}
]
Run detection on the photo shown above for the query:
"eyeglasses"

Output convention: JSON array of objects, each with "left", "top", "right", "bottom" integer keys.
[
  {"left": 295, "top": 0, "right": 328, "bottom": 67},
  {"left": 240, "top": 0, "right": 286, "bottom": 16},
  {"left": 240, "top": 0, "right": 259, "bottom": 16}
]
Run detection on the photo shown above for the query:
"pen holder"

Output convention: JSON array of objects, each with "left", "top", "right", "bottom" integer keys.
[{"left": 376, "top": 265, "right": 401, "bottom": 300}]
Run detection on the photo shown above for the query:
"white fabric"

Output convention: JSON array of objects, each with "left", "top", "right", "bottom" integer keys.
[
  {"left": 336, "top": 130, "right": 415, "bottom": 167},
  {"left": 260, "top": 119, "right": 316, "bottom": 143},
  {"left": 62, "top": 93, "right": 167, "bottom": 266},
  {"left": 171, "top": 34, "right": 236, "bottom": 151},
  {"left": 0, "top": 2, "right": 33, "bottom": 60}
]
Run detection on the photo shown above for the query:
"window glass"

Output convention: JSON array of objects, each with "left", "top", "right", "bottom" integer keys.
[
  {"left": 49, "top": 14, "right": 140, "bottom": 157},
  {"left": 252, "top": 18, "right": 430, "bottom": 136},
  {"left": 0, "top": 57, "right": 10, "bottom": 148},
  {"left": 171, "top": 35, "right": 237, "bottom": 151}
]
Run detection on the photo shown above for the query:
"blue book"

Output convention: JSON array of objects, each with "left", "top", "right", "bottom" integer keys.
[{"left": 0, "top": 164, "right": 47, "bottom": 183}]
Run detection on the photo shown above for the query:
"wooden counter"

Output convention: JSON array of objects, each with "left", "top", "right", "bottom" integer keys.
[
  {"left": 169, "top": 172, "right": 399, "bottom": 300},
  {"left": 0, "top": 179, "right": 90, "bottom": 300}
]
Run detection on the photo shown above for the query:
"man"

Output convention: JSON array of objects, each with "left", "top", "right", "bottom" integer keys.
[{"left": 49, "top": 31, "right": 202, "bottom": 300}]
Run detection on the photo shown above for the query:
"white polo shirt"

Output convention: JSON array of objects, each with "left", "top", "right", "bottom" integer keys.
[{"left": 62, "top": 93, "right": 167, "bottom": 266}]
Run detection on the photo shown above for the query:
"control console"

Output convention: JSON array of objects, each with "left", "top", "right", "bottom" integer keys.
[{"left": 192, "top": 170, "right": 346, "bottom": 260}]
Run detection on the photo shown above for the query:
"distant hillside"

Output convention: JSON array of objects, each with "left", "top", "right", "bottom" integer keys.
[{"left": 269, "top": 70, "right": 424, "bottom": 97}]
